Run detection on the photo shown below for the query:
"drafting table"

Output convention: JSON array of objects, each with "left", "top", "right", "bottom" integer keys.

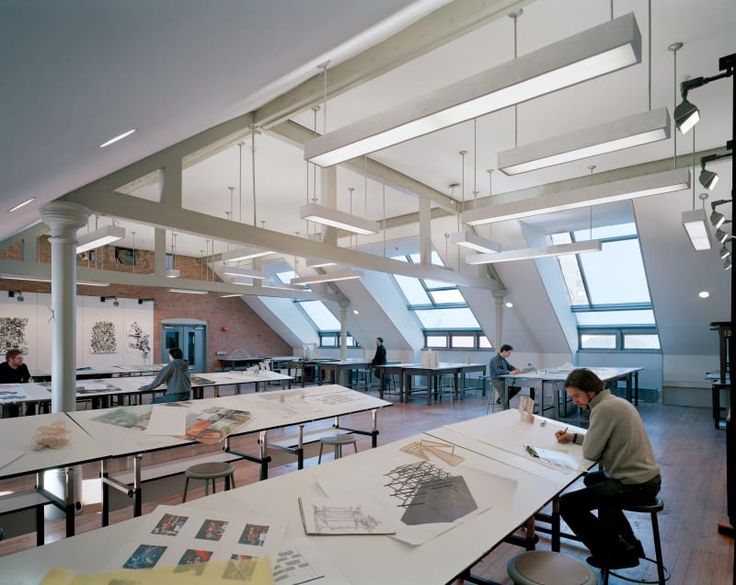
[
  {"left": 0, "top": 410, "right": 589, "bottom": 585},
  {"left": 66, "top": 385, "right": 390, "bottom": 525},
  {"left": 398, "top": 362, "right": 487, "bottom": 404},
  {"left": 501, "top": 366, "right": 643, "bottom": 418}
]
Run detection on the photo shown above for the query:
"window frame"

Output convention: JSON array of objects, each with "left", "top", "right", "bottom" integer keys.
[{"left": 577, "top": 326, "right": 661, "bottom": 353}]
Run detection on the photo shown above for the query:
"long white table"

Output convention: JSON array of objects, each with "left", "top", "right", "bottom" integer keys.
[
  {"left": 501, "top": 366, "right": 644, "bottom": 417},
  {"left": 0, "top": 370, "right": 292, "bottom": 416},
  {"left": 0, "top": 385, "right": 390, "bottom": 532},
  {"left": 0, "top": 409, "right": 590, "bottom": 585}
]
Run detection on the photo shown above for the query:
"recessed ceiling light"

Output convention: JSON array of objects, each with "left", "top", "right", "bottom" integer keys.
[
  {"left": 698, "top": 291, "right": 710, "bottom": 298},
  {"left": 505, "top": 302, "right": 514, "bottom": 308},
  {"left": 99, "top": 129, "right": 136, "bottom": 148},
  {"left": 353, "top": 309, "right": 360, "bottom": 315},
  {"left": 8, "top": 197, "right": 36, "bottom": 213}
]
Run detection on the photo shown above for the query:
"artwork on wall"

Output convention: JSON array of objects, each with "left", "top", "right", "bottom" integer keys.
[
  {"left": 128, "top": 321, "right": 151, "bottom": 354},
  {"left": 0, "top": 317, "right": 29, "bottom": 354},
  {"left": 90, "top": 320, "right": 117, "bottom": 353}
]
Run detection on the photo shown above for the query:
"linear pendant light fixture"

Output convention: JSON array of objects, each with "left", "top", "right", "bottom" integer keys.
[
  {"left": 76, "top": 224, "right": 126, "bottom": 254},
  {"left": 498, "top": 107, "right": 671, "bottom": 175},
  {"left": 450, "top": 231, "right": 502, "bottom": 253},
  {"left": 300, "top": 203, "right": 379, "bottom": 235},
  {"left": 464, "top": 168, "right": 690, "bottom": 226},
  {"left": 223, "top": 267, "right": 269, "bottom": 280},
  {"left": 304, "top": 13, "right": 641, "bottom": 167},
  {"left": 681, "top": 208, "right": 713, "bottom": 250},
  {"left": 291, "top": 269, "right": 363, "bottom": 286},
  {"left": 466, "top": 240, "right": 602, "bottom": 265},
  {"left": 221, "top": 247, "right": 274, "bottom": 263},
  {"left": 305, "top": 257, "right": 338, "bottom": 269}
]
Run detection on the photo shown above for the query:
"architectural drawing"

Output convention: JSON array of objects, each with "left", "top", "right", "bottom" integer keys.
[
  {"left": 400, "top": 439, "right": 465, "bottom": 466},
  {"left": 273, "top": 548, "right": 322, "bottom": 585},
  {"left": 128, "top": 321, "right": 151, "bottom": 354},
  {"left": 90, "top": 320, "right": 117, "bottom": 353},
  {"left": 0, "top": 317, "right": 29, "bottom": 354},
  {"left": 384, "top": 461, "right": 478, "bottom": 525},
  {"left": 313, "top": 504, "right": 381, "bottom": 533}
]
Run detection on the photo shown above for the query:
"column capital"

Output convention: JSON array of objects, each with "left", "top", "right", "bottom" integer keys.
[
  {"left": 492, "top": 288, "right": 508, "bottom": 300},
  {"left": 40, "top": 201, "right": 91, "bottom": 237}
]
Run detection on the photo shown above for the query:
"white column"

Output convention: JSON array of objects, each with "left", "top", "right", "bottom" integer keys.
[
  {"left": 339, "top": 303, "right": 348, "bottom": 361},
  {"left": 40, "top": 201, "right": 90, "bottom": 413},
  {"left": 492, "top": 288, "right": 507, "bottom": 350}
]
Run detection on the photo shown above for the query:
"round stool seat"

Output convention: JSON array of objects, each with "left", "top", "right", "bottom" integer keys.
[
  {"left": 185, "top": 462, "right": 235, "bottom": 479},
  {"left": 622, "top": 498, "right": 664, "bottom": 514},
  {"left": 508, "top": 551, "right": 598, "bottom": 585},
  {"left": 320, "top": 433, "right": 357, "bottom": 445}
]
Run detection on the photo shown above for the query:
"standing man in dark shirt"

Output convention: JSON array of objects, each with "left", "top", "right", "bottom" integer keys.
[
  {"left": 0, "top": 349, "right": 33, "bottom": 383},
  {"left": 371, "top": 337, "right": 387, "bottom": 384}
]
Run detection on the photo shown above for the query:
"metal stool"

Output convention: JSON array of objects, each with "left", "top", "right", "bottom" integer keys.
[
  {"left": 508, "top": 551, "right": 598, "bottom": 585},
  {"left": 318, "top": 434, "right": 358, "bottom": 463},
  {"left": 603, "top": 499, "right": 669, "bottom": 585},
  {"left": 182, "top": 462, "right": 236, "bottom": 502}
]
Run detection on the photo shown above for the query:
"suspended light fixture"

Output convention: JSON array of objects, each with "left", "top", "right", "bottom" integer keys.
[
  {"left": 451, "top": 231, "right": 503, "bottom": 254},
  {"left": 498, "top": 108, "right": 670, "bottom": 175},
  {"left": 682, "top": 208, "right": 712, "bottom": 251},
  {"left": 221, "top": 247, "right": 274, "bottom": 263},
  {"left": 291, "top": 269, "right": 363, "bottom": 286},
  {"left": 299, "top": 203, "right": 379, "bottom": 235},
  {"left": 725, "top": 256, "right": 733, "bottom": 271},
  {"left": 164, "top": 232, "right": 180, "bottom": 278},
  {"left": 464, "top": 168, "right": 690, "bottom": 226},
  {"left": 716, "top": 224, "right": 731, "bottom": 244},
  {"left": 466, "top": 240, "right": 602, "bottom": 265},
  {"left": 223, "top": 267, "right": 269, "bottom": 280},
  {"left": 169, "top": 288, "right": 208, "bottom": 295},
  {"left": 699, "top": 164, "right": 719, "bottom": 190},
  {"left": 674, "top": 98, "right": 699, "bottom": 134},
  {"left": 305, "top": 257, "right": 338, "bottom": 268},
  {"left": 76, "top": 224, "right": 126, "bottom": 254},
  {"left": 304, "top": 14, "right": 642, "bottom": 167},
  {"left": 720, "top": 244, "right": 731, "bottom": 260}
]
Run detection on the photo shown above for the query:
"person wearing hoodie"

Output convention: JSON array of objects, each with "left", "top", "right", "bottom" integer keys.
[{"left": 139, "top": 347, "right": 192, "bottom": 403}]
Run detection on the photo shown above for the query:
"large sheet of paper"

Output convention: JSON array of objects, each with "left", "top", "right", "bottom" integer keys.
[
  {"left": 108, "top": 504, "right": 287, "bottom": 583},
  {"left": 298, "top": 496, "right": 396, "bottom": 535},
  {"left": 0, "top": 384, "right": 28, "bottom": 402},
  {"left": 316, "top": 436, "right": 516, "bottom": 546},
  {"left": 184, "top": 407, "right": 252, "bottom": 443},
  {"left": 146, "top": 405, "right": 188, "bottom": 436}
]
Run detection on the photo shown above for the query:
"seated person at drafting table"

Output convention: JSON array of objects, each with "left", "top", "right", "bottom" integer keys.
[
  {"left": 555, "top": 368, "right": 661, "bottom": 570},
  {"left": 0, "top": 349, "right": 33, "bottom": 384},
  {"left": 489, "top": 344, "right": 524, "bottom": 405}
]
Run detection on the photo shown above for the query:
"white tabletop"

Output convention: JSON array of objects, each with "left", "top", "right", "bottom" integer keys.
[
  {"left": 0, "top": 383, "right": 53, "bottom": 405},
  {"left": 0, "top": 420, "right": 575, "bottom": 585},
  {"left": 503, "top": 366, "right": 642, "bottom": 382},
  {"left": 0, "top": 412, "right": 109, "bottom": 479}
]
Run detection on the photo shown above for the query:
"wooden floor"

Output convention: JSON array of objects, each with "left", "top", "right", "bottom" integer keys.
[{"left": 0, "top": 389, "right": 732, "bottom": 584}]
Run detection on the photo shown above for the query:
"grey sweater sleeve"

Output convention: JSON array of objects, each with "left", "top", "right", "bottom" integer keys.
[{"left": 139, "top": 364, "right": 172, "bottom": 392}]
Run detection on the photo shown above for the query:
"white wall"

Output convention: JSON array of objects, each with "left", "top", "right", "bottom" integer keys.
[{"left": 0, "top": 293, "right": 153, "bottom": 371}]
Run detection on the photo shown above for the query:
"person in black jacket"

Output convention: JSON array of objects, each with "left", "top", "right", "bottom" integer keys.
[
  {"left": 139, "top": 347, "right": 192, "bottom": 403},
  {"left": 371, "top": 337, "right": 387, "bottom": 367},
  {"left": 0, "top": 349, "right": 33, "bottom": 383}
]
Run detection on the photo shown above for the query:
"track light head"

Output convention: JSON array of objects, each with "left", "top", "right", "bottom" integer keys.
[
  {"left": 711, "top": 210, "right": 726, "bottom": 228},
  {"left": 674, "top": 98, "right": 700, "bottom": 134},
  {"left": 699, "top": 165, "right": 719, "bottom": 190},
  {"left": 725, "top": 256, "right": 733, "bottom": 271},
  {"left": 716, "top": 228, "right": 730, "bottom": 244}
]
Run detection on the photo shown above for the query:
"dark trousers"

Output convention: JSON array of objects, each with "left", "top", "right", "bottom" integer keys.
[{"left": 560, "top": 471, "right": 661, "bottom": 558}]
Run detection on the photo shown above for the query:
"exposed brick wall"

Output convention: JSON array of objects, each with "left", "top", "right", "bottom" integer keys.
[{"left": 0, "top": 238, "right": 291, "bottom": 370}]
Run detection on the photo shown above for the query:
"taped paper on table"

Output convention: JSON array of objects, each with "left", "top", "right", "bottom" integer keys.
[
  {"left": 524, "top": 445, "right": 585, "bottom": 472},
  {"left": 298, "top": 496, "right": 396, "bottom": 535}
]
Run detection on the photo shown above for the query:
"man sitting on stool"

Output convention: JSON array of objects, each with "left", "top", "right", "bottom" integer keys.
[
  {"left": 139, "top": 347, "right": 192, "bottom": 403},
  {"left": 490, "top": 344, "right": 522, "bottom": 406}
]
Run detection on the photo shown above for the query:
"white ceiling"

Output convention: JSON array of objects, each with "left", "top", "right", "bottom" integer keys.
[{"left": 0, "top": 0, "right": 447, "bottom": 242}]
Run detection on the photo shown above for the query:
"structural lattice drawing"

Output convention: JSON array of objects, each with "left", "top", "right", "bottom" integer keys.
[
  {"left": 312, "top": 504, "right": 382, "bottom": 533},
  {"left": 0, "top": 317, "right": 29, "bottom": 354},
  {"left": 383, "top": 461, "right": 452, "bottom": 509},
  {"left": 90, "top": 320, "right": 116, "bottom": 353},
  {"left": 384, "top": 460, "right": 478, "bottom": 525}
]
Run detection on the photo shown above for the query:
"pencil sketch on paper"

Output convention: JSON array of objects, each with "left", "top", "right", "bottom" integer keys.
[
  {"left": 0, "top": 317, "right": 29, "bottom": 354},
  {"left": 90, "top": 320, "right": 116, "bottom": 353},
  {"left": 384, "top": 461, "right": 478, "bottom": 525}
]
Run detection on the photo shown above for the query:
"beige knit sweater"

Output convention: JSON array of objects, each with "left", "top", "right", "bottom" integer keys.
[{"left": 573, "top": 389, "right": 660, "bottom": 485}]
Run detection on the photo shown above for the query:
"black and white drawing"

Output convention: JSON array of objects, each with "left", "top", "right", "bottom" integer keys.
[
  {"left": 90, "top": 320, "right": 116, "bottom": 353},
  {"left": 384, "top": 461, "right": 478, "bottom": 525},
  {"left": 273, "top": 548, "right": 323, "bottom": 585},
  {"left": 298, "top": 496, "right": 394, "bottom": 535},
  {"left": 128, "top": 321, "right": 151, "bottom": 354},
  {"left": 0, "top": 317, "right": 29, "bottom": 354}
]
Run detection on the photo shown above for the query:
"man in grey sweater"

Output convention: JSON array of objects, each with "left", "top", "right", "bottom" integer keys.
[
  {"left": 139, "top": 347, "right": 192, "bottom": 403},
  {"left": 555, "top": 368, "right": 661, "bottom": 570}
]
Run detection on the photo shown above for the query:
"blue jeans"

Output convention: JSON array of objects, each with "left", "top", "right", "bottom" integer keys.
[
  {"left": 560, "top": 471, "right": 661, "bottom": 558},
  {"left": 152, "top": 392, "right": 190, "bottom": 404}
]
